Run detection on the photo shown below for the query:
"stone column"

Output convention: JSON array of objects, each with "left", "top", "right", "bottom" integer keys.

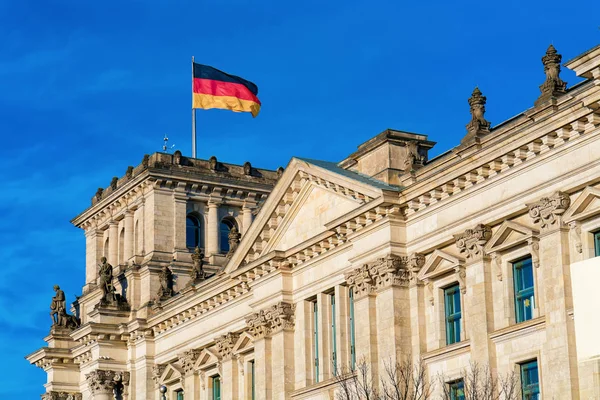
[
  {"left": 207, "top": 202, "right": 220, "bottom": 256},
  {"left": 124, "top": 210, "right": 134, "bottom": 262},
  {"left": 216, "top": 333, "right": 240, "bottom": 400},
  {"left": 345, "top": 265, "right": 378, "bottom": 379},
  {"left": 454, "top": 224, "right": 495, "bottom": 364},
  {"left": 293, "top": 300, "right": 312, "bottom": 388},
  {"left": 334, "top": 285, "right": 349, "bottom": 372},
  {"left": 408, "top": 253, "right": 427, "bottom": 358},
  {"left": 242, "top": 206, "right": 254, "bottom": 235},
  {"left": 370, "top": 255, "right": 412, "bottom": 370},
  {"left": 179, "top": 350, "right": 200, "bottom": 399},
  {"left": 247, "top": 310, "right": 272, "bottom": 400},
  {"left": 86, "top": 370, "right": 130, "bottom": 400},
  {"left": 85, "top": 228, "right": 104, "bottom": 284},
  {"left": 173, "top": 193, "right": 187, "bottom": 253},
  {"left": 528, "top": 192, "right": 579, "bottom": 399},
  {"left": 108, "top": 221, "right": 119, "bottom": 267},
  {"left": 268, "top": 302, "right": 295, "bottom": 399},
  {"left": 315, "top": 293, "right": 331, "bottom": 381}
]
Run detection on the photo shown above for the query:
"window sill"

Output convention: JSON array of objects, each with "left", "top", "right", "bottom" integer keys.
[
  {"left": 290, "top": 376, "right": 339, "bottom": 398},
  {"left": 422, "top": 340, "right": 471, "bottom": 363},
  {"left": 489, "top": 316, "right": 545, "bottom": 344}
]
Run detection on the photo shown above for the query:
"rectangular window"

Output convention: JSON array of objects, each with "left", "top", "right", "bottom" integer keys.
[
  {"left": 520, "top": 360, "right": 540, "bottom": 400},
  {"left": 444, "top": 284, "right": 462, "bottom": 345},
  {"left": 448, "top": 379, "right": 465, "bottom": 400},
  {"left": 212, "top": 376, "right": 221, "bottom": 400},
  {"left": 313, "top": 301, "right": 319, "bottom": 382},
  {"left": 513, "top": 257, "right": 535, "bottom": 323},
  {"left": 594, "top": 230, "right": 600, "bottom": 257},
  {"left": 330, "top": 293, "right": 337, "bottom": 374},
  {"left": 175, "top": 390, "right": 184, "bottom": 400},
  {"left": 250, "top": 360, "right": 255, "bottom": 400},
  {"left": 349, "top": 288, "right": 356, "bottom": 370}
]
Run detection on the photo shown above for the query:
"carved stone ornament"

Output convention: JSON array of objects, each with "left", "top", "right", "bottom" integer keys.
[
  {"left": 189, "top": 247, "right": 206, "bottom": 284},
  {"left": 492, "top": 253, "right": 503, "bottom": 281},
  {"left": 528, "top": 191, "right": 571, "bottom": 230},
  {"left": 41, "top": 392, "right": 83, "bottom": 400},
  {"left": 243, "top": 161, "right": 252, "bottom": 175},
  {"left": 462, "top": 87, "right": 491, "bottom": 145},
  {"left": 344, "top": 264, "right": 375, "bottom": 298},
  {"left": 142, "top": 154, "right": 149, "bottom": 168},
  {"left": 178, "top": 349, "right": 200, "bottom": 376},
  {"left": 215, "top": 332, "right": 240, "bottom": 360},
  {"left": 454, "top": 224, "right": 492, "bottom": 260},
  {"left": 455, "top": 267, "right": 467, "bottom": 294},
  {"left": 246, "top": 301, "right": 295, "bottom": 339},
  {"left": 152, "top": 364, "right": 166, "bottom": 386},
  {"left": 110, "top": 177, "right": 118, "bottom": 190},
  {"left": 528, "top": 239, "right": 540, "bottom": 268},
  {"left": 536, "top": 44, "right": 567, "bottom": 106},
  {"left": 226, "top": 227, "right": 242, "bottom": 259},
  {"left": 173, "top": 150, "right": 182, "bottom": 165},
  {"left": 368, "top": 255, "right": 411, "bottom": 289},
  {"left": 125, "top": 165, "right": 134, "bottom": 178},
  {"left": 277, "top": 166, "right": 285, "bottom": 178},
  {"left": 96, "top": 257, "right": 129, "bottom": 309},
  {"left": 50, "top": 285, "right": 80, "bottom": 330},
  {"left": 94, "top": 188, "right": 104, "bottom": 201},
  {"left": 85, "top": 370, "right": 130, "bottom": 395},
  {"left": 157, "top": 263, "right": 174, "bottom": 300},
  {"left": 568, "top": 221, "right": 583, "bottom": 253},
  {"left": 209, "top": 156, "right": 218, "bottom": 171}
]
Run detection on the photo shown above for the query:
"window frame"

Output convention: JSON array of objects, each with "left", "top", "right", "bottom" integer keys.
[
  {"left": 593, "top": 230, "right": 600, "bottom": 257},
  {"left": 448, "top": 379, "right": 465, "bottom": 400},
  {"left": 330, "top": 293, "right": 337, "bottom": 374},
  {"left": 212, "top": 375, "right": 221, "bottom": 400},
  {"left": 513, "top": 256, "right": 535, "bottom": 324},
  {"left": 219, "top": 217, "right": 238, "bottom": 253},
  {"left": 348, "top": 288, "right": 356, "bottom": 371},
  {"left": 519, "top": 359, "right": 540, "bottom": 400},
  {"left": 186, "top": 213, "right": 204, "bottom": 249},
  {"left": 174, "top": 389, "right": 184, "bottom": 400},
  {"left": 444, "top": 283, "right": 462, "bottom": 345},
  {"left": 312, "top": 300, "right": 319, "bottom": 383}
]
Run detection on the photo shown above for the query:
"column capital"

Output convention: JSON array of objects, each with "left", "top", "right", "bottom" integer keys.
[
  {"left": 41, "top": 392, "right": 83, "bottom": 400},
  {"left": 208, "top": 199, "right": 222, "bottom": 208},
  {"left": 454, "top": 223, "right": 492, "bottom": 261},
  {"left": 215, "top": 332, "right": 240, "bottom": 361},
  {"left": 178, "top": 349, "right": 200, "bottom": 377},
  {"left": 344, "top": 264, "right": 375, "bottom": 299},
  {"left": 246, "top": 301, "right": 295, "bottom": 339},
  {"left": 369, "top": 254, "right": 411, "bottom": 290},
  {"left": 85, "top": 369, "right": 130, "bottom": 395},
  {"left": 527, "top": 191, "right": 571, "bottom": 232}
]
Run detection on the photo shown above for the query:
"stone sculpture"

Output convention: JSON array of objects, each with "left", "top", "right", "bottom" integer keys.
[
  {"left": 97, "top": 257, "right": 128, "bottom": 309},
  {"left": 50, "top": 285, "right": 80, "bottom": 329},
  {"left": 157, "top": 264, "right": 174, "bottom": 300},
  {"left": 189, "top": 247, "right": 206, "bottom": 284},
  {"left": 464, "top": 87, "right": 491, "bottom": 144},
  {"left": 226, "top": 226, "right": 241, "bottom": 258},
  {"left": 536, "top": 44, "right": 567, "bottom": 106}
]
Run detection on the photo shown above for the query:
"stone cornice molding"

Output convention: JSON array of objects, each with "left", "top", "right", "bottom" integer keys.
[
  {"left": 245, "top": 301, "right": 295, "bottom": 339},
  {"left": 215, "top": 332, "right": 240, "bottom": 361},
  {"left": 527, "top": 191, "right": 571, "bottom": 231},
  {"left": 454, "top": 224, "right": 492, "bottom": 261}
]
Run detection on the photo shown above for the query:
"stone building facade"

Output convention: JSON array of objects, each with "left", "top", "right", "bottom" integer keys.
[{"left": 28, "top": 44, "right": 600, "bottom": 399}]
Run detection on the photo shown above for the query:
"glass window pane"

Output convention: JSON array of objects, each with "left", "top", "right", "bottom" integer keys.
[
  {"left": 514, "top": 257, "right": 535, "bottom": 323},
  {"left": 444, "top": 284, "right": 461, "bottom": 345},
  {"left": 594, "top": 231, "right": 600, "bottom": 257},
  {"left": 449, "top": 379, "right": 465, "bottom": 400},
  {"left": 220, "top": 218, "right": 236, "bottom": 253},
  {"left": 520, "top": 360, "right": 540, "bottom": 400},
  {"left": 349, "top": 289, "right": 356, "bottom": 370}
]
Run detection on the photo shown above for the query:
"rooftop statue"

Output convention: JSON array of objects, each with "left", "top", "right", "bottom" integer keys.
[
  {"left": 189, "top": 247, "right": 206, "bottom": 285},
  {"left": 157, "top": 264, "right": 174, "bottom": 300},
  {"left": 50, "top": 285, "right": 80, "bottom": 330},
  {"left": 461, "top": 87, "right": 491, "bottom": 145},
  {"left": 97, "top": 257, "right": 129, "bottom": 309},
  {"left": 226, "top": 227, "right": 241, "bottom": 259},
  {"left": 536, "top": 44, "right": 567, "bottom": 105}
]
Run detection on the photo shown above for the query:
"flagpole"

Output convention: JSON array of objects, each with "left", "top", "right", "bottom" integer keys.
[{"left": 191, "top": 56, "right": 197, "bottom": 158}]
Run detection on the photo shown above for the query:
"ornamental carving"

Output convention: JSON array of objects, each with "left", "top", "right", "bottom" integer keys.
[
  {"left": 246, "top": 301, "right": 295, "bottom": 339},
  {"left": 157, "top": 264, "right": 174, "bottom": 300},
  {"left": 568, "top": 221, "right": 583, "bottom": 253},
  {"left": 368, "top": 255, "right": 411, "bottom": 289},
  {"left": 409, "top": 252, "right": 426, "bottom": 283},
  {"left": 536, "top": 45, "right": 567, "bottom": 106},
  {"left": 189, "top": 247, "right": 206, "bottom": 284},
  {"left": 41, "top": 392, "right": 82, "bottom": 400},
  {"left": 454, "top": 224, "right": 492, "bottom": 260},
  {"left": 528, "top": 191, "right": 570, "bottom": 230},
  {"left": 462, "top": 87, "right": 491, "bottom": 145},
  {"left": 178, "top": 349, "right": 200, "bottom": 376},
  {"left": 151, "top": 364, "right": 166, "bottom": 385},
  {"left": 215, "top": 332, "right": 240, "bottom": 360},
  {"left": 50, "top": 285, "right": 80, "bottom": 330},
  {"left": 86, "top": 370, "right": 130, "bottom": 395},
  {"left": 344, "top": 264, "right": 375, "bottom": 298},
  {"left": 226, "top": 227, "right": 242, "bottom": 259}
]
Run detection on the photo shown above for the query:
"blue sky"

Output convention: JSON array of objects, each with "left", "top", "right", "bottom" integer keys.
[{"left": 0, "top": 0, "right": 597, "bottom": 397}]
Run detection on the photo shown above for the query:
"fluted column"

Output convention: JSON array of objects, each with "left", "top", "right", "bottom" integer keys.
[
  {"left": 108, "top": 221, "right": 119, "bottom": 267},
  {"left": 242, "top": 206, "right": 253, "bottom": 235},
  {"left": 207, "top": 202, "right": 220, "bottom": 256},
  {"left": 123, "top": 210, "right": 134, "bottom": 262}
]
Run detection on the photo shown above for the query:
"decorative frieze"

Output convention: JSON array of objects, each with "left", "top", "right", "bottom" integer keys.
[
  {"left": 527, "top": 191, "right": 571, "bottom": 230},
  {"left": 245, "top": 301, "right": 295, "bottom": 339},
  {"left": 41, "top": 392, "right": 82, "bottom": 400},
  {"left": 215, "top": 332, "right": 240, "bottom": 360},
  {"left": 178, "top": 349, "right": 200, "bottom": 376},
  {"left": 86, "top": 370, "right": 130, "bottom": 395},
  {"left": 454, "top": 224, "right": 492, "bottom": 260}
]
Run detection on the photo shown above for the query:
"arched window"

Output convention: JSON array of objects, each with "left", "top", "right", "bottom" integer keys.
[
  {"left": 118, "top": 228, "right": 125, "bottom": 264},
  {"left": 186, "top": 214, "right": 204, "bottom": 249},
  {"left": 220, "top": 217, "right": 238, "bottom": 253},
  {"left": 134, "top": 220, "right": 140, "bottom": 255}
]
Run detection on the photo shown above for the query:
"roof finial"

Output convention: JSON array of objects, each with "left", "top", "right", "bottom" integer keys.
[
  {"left": 535, "top": 44, "right": 567, "bottom": 106},
  {"left": 461, "top": 87, "right": 491, "bottom": 145}
]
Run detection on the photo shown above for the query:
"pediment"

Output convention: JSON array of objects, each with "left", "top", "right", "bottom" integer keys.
[
  {"left": 193, "top": 348, "right": 220, "bottom": 370},
  {"left": 224, "top": 158, "right": 387, "bottom": 274},
  {"left": 232, "top": 331, "right": 254, "bottom": 355},
  {"left": 564, "top": 186, "right": 600, "bottom": 223},
  {"left": 418, "top": 250, "right": 464, "bottom": 281},
  {"left": 484, "top": 220, "right": 539, "bottom": 254},
  {"left": 159, "top": 363, "right": 182, "bottom": 384}
]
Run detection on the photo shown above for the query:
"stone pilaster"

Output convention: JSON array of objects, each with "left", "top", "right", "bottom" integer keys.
[
  {"left": 242, "top": 205, "right": 254, "bottom": 235},
  {"left": 108, "top": 221, "right": 119, "bottom": 268},
  {"left": 173, "top": 192, "right": 187, "bottom": 254},
  {"left": 207, "top": 201, "right": 220, "bottom": 256},
  {"left": 246, "top": 310, "right": 272, "bottom": 400},
  {"left": 454, "top": 224, "right": 495, "bottom": 364},
  {"left": 123, "top": 210, "right": 134, "bottom": 262},
  {"left": 85, "top": 228, "right": 103, "bottom": 285},
  {"left": 345, "top": 264, "right": 378, "bottom": 379},
  {"left": 528, "top": 192, "right": 579, "bottom": 399},
  {"left": 216, "top": 333, "right": 240, "bottom": 400}
]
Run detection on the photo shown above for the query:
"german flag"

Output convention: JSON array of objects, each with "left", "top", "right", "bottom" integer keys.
[{"left": 193, "top": 63, "right": 261, "bottom": 117}]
